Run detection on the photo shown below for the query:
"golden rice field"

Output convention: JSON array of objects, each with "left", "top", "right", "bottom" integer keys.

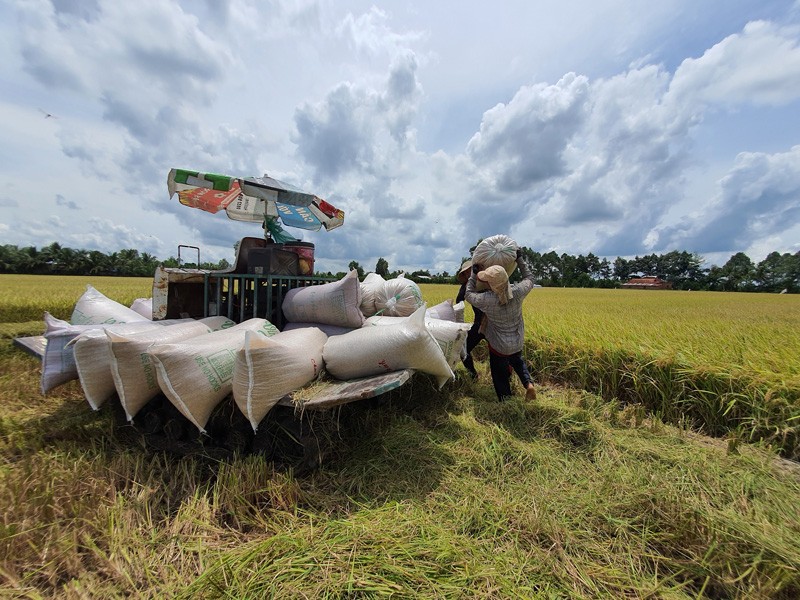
[
  {"left": 2, "top": 275, "right": 800, "bottom": 597},
  {"left": 2, "top": 275, "right": 799, "bottom": 457}
]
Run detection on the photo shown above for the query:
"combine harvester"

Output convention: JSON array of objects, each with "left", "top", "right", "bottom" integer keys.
[{"left": 15, "top": 169, "right": 472, "bottom": 470}]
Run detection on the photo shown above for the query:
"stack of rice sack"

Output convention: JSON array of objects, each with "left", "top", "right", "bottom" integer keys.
[
  {"left": 42, "top": 285, "right": 154, "bottom": 395},
  {"left": 40, "top": 284, "right": 236, "bottom": 412},
  {"left": 472, "top": 234, "right": 518, "bottom": 290},
  {"left": 147, "top": 318, "right": 279, "bottom": 432}
]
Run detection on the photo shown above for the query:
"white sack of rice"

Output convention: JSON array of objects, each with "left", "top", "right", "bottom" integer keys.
[
  {"left": 472, "top": 235, "right": 518, "bottom": 291},
  {"left": 129, "top": 297, "right": 153, "bottom": 319},
  {"left": 148, "top": 318, "right": 279, "bottom": 432},
  {"left": 282, "top": 321, "right": 356, "bottom": 337},
  {"left": 359, "top": 272, "right": 385, "bottom": 317},
  {"left": 324, "top": 305, "right": 454, "bottom": 388},
  {"left": 373, "top": 275, "right": 424, "bottom": 317},
  {"left": 363, "top": 313, "right": 471, "bottom": 369},
  {"left": 72, "top": 322, "right": 173, "bottom": 409},
  {"left": 108, "top": 320, "right": 221, "bottom": 422},
  {"left": 282, "top": 269, "right": 364, "bottom": 328},
  {"left": 426, "top": 299, "right": 456, "bottom": 322},
  {"left": 42, "top": 313, "right": 170, "bottom": 396},
  {"left": 233, "top": 327, "right": 328, "bottom": 432},
  {"left": 70, "top": 284, "right": 151, "bottom": 325},
  {"left": 452, "top": 301, "right": 465, "bottom": 323}
]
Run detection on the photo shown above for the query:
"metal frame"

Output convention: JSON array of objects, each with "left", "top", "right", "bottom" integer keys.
[{"left": 203, "top": 273, "right": 335, "bottom": 328}]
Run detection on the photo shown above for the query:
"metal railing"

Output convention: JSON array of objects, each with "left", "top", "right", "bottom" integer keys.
[{"left": 203, "top": 273, "right": 335, "bottom": 328}]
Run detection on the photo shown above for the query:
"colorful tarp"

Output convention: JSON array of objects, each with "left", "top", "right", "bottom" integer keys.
[{"left": 167, "top": 169, "right": 345, "bottom": 231}]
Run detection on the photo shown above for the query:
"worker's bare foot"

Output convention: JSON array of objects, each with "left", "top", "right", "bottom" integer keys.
[{"left": 525, "top": 384, "right": 537, "bottom": 401}]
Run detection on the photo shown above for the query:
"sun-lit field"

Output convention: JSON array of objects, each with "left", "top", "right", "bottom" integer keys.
[
  {"left": 1, "top": 276, "right": 799, "bottom": 597},
  {"left": 423, "top": 283, "right": 800, "bottom": 381},
  {"left": 0, "top": 275, "right": 153, "bottom": 323}
]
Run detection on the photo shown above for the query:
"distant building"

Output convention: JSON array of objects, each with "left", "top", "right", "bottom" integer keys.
[{"left": 621, "top": 276, "right": 672, "bottom": 290}]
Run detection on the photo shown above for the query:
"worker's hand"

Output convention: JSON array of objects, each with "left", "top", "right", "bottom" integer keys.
[
  {"left": 472, "top": 263, "right": 482, "bottom": 274},
  {"left": 516, "top": 248, "right": 523, "bottom": 259}
]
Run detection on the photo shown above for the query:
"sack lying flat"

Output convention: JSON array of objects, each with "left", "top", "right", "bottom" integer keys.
[
  {"left": 42, "top": 312, "right": 234, "bottom": 397},
  {"left": 282, "top": 321, "right": 356, "bottom": 337},
  {"left": 70, "top": 285, "right": 151, "bottom": 325},
  {"left": 233, "top": 328, "right": 328, "bottom": 432},
  {"left": 324, "top": 305, "right": 454, "bottom": 388},
  {"left": 283, "top": 269, "right": 364, "bottom": 328},
  {"left": 108, "top": 320, "right": 219, "bottom": 421},
  {"left": 363, "top": 314, "right": 471, "bottom": 369},
  {"left": 148, "top": 318, "right": 279, "bottom": 432}
]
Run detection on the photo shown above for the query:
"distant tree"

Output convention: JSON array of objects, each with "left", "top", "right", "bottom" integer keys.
[
  {"left": 348, "top": 260, "right": 364, "bottom": 279},
  {"left": 613, "top": 257, "right": 631, "bottom": 281},
  {"left": 720, "top": 252, "right": 756, "bottom": 292},
  {"left": 375, "top": 257, "right": 389, "bottom": 278}
]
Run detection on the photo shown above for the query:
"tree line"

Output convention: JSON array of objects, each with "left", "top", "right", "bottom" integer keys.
[
  {"left": 344, "top": 249, "right": 800, "bottom": 293},
  {"left": 1, "top": 243, "right": 798, "bottom": 293},
  {"left": 0, "top": 243, "right": 230, "bottom": 277}
]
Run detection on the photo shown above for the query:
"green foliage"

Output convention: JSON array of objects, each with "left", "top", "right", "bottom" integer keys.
[
  {"left": 375, "top": 257, "right": 389, "bottom": 278},
  {"left": 0, "top": 243, "right": 230, "bottom": 277}
]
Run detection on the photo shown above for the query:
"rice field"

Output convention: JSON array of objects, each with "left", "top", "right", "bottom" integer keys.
[{"left": 1, "top": 275, "right": 799, "bottom": 597}]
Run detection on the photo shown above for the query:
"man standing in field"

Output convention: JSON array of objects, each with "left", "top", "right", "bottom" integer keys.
[{"left": 465, "top": 249, "right": 537, "bottom": 401}]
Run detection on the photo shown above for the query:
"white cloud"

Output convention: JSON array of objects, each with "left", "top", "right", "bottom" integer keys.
[
  {"left": 668, "top": 20, "right": 800, "bottom": 108},
  {"left": 658, "top": 145, "right": 800, "bottom": 254}
]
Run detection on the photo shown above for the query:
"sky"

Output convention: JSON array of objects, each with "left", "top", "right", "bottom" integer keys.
[{"left": 1, "top": 0, "right": 799, "bottom": 275}]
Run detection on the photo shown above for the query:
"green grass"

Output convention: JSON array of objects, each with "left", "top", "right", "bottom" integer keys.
[{"left": 1, "top": 277, "right": 799, "bottom": 597}]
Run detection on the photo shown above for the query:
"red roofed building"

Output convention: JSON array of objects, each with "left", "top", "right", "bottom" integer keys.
[{"left": 621, "top": 276, "right": 672, "bottom": 290}]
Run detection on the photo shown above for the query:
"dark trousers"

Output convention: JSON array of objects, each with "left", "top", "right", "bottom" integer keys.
[
  {"left": 488, "top": 346, "right": 533, "bottom": 400},
  {"left": 461, "top": 310, "right": 484, "bottom": 375}
]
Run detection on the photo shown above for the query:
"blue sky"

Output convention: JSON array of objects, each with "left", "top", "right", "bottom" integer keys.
[{"left": 1, "top": 0, "right": 799, "bottom": 275}]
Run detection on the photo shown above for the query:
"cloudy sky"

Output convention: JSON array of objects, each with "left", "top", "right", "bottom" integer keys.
[{"left": 2, "top": 0, "right": 799, "bottom": 275}]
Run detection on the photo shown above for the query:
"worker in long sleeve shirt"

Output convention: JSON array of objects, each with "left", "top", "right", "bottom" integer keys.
[{"left": 465, "top": 250, "right": 537, "bottom": 401}]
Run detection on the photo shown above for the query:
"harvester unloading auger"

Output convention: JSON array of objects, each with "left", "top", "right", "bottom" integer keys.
[{"left": 14, "top": 169, "right": 484, "bottom": 470}]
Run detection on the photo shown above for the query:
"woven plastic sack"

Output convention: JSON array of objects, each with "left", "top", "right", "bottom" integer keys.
[
  {"left": 42, "top": 313, "right": 160, "bottom": 396},
  {"left": 282, "top": 321, "right": 356, "bottom": 337},
  {"left": 472, "top": 235, "right": 518, "bottom": 291},
  {"left": 233, "top": 327, "right": 327, "bottom": 431},
  {"left": 130, "top": 298, "right": 153, "bottom": 319},
  {"left": 325, "top": 305, "right": 454, "bottom": 388},
  {"left": 374, "top": 275, "right": 424, "bottom": 317},
  {"left": 148, "top": 318, "right": 279, "bottom": 432},
  {"left": 363, "top": 314, "right": 471, "bottom": 369},
  {"left": 70, "top": 285, "right": 151, "bottom": 325},
  {"left": 282, "top": 269, "right": 364, "bottom": 328},
  {"left": 359, "top": 272, "right": 385, "bottom": 317},
  {"left": 426, "top": 299, "right": 456, "bottom": 322},
  {"left": 452, "top": 301, "right": 465, "bottom": 323},
  {"left": 108, "top": 320, "right": 227, "bottom": 421}
]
